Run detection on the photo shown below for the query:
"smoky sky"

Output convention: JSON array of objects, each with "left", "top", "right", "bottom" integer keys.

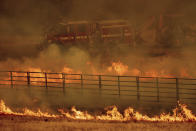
[
  {"left": 0, "top": 0, "right": 196, "bottom": 44},
  {"left": 1, "top": 0, "right": 196, "bottom": 24}
]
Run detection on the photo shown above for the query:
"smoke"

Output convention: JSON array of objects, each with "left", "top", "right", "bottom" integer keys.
[
  {"left": 0, "top": 0, "right": 196, "bottom": 112},
  {"left": 0, "top": 0, "right": 196, "bottom": 59},
  {"left": 1, "top": 40, "right": 196, "bottom": 77}
]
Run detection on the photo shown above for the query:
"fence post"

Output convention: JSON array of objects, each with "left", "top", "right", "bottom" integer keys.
[
  {"left": 98, "top": 75, "right": 102, "bottom": 95},
  {"left": 10, "top": 71, "right": 13, "bottom": 88},
  {"left": 176, "top": 78, "right": 179, "bottom": 101},
  {"left": 45, "top": 72, "right": 48, "bottom": 91},
  {"left": 118, "top": 76, "right": 120, "bottom": 96},
  {"left": 81, "top": 74, "right": 83, "bottom": 88},
  {"left": 136, "top": 76, "right": 140, "bottom": 101},
  {"left": 156, "top": 77, "right": 159, "bottom": 103},
  {"left": 62, "top": 73, "right": 65, "bottom": 95},
  {"left": 27, "top": 72, "right": 31, "bottom": 87},
  {"left": 81, "top": 74, "right": 84, "bottom": 95},
  {"left": 98, "top": 75, "right": 102, "bottom": 89}
]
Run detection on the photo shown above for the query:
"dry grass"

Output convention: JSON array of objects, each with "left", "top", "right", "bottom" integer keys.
[{"left": 0, "top": 116, "right": 195, "bottom": 131}]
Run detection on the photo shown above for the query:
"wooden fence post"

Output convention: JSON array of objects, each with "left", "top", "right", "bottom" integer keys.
[
  {"left": 98, "top": 75, "right": 102, "bottom": 95},
  {"left": 81, "top": 74, "right": 83, "bottom": 88},
  {"left": 62, "top": 73, "right": 65, "bottom": 94},
  {"left": 10, "top": 71, "right": 13, "bottom": 88},
  {"left": 118, "top": 76, "right": 120, "bottom": 96},
  {"left": 156, "top": 77, "right": 159, "bottom": 103},
  {"left": 136, "top": 76, "right": 140, "bottom": 101},
  {"left": 98, "top": 75, "right": 102, "bottom": 89},
  {"left": 81, "top": 74, "right": 84, "bottom": 95},
  {"left": 176, "top": 78, "right": 179, "bottom": 101},
  {"left": 27, "top": 72, "right": 31, "bottom": 87},
  {"left": 45, "top": 73, "right": 48, "bottom": 91}
]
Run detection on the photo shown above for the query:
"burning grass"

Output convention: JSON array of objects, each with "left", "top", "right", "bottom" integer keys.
[
  {"left": 0, "top": 100, "right": 196, "bottom": 131},
  {"left": 0, "top": 100, "right": 196, "bottom": 122}
]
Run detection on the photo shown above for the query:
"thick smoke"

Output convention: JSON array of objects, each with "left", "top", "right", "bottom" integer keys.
[
  {"left": 1, "top": 0, "right": 196, "bottom": 47},
  {"left": 0, "top": 0, "right": 196, "bottom": 111}
]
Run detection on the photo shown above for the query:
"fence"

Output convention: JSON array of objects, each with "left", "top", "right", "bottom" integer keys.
[{"left": 0, "top": 71, "right": 196, "bottom": 104}]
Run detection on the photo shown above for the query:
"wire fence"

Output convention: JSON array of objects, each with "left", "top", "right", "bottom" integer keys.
[{"left": 0, "top": 71, "right": 196, "bottom": 104}]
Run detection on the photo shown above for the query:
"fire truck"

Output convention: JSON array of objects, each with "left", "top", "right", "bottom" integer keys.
[
  {"left": 41, "top": 16, "right": 191, "bottom": 58},
  {"left": 45, "top": 20, "right": 133, "bottom": 47}
]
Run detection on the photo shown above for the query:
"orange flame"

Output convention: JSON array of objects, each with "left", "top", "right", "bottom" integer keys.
[
  {"left": 108, "top": 61, "right": 128, "bottom": 75},
  {"left": 0, "top": 100, "right": 58, "bottom": 117},
  {"left": 1, "top": 100, "right": 195, "bottom": 122},
  {"left": 3, "top": 60, "right": 192, "bottom": 78},
  {"left": 58, "top": 107, "right": 94, "bottom": 120}
]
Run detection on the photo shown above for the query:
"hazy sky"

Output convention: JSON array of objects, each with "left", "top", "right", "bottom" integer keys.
[
  {"left": 1, "top": 0, "right": 196, "bottom": 22},
  {"left": 0, "top": 0, "right": 196, "bottom": 39},
  {"left": 0, "top": 0, "right": 196, "bottom": 76}
]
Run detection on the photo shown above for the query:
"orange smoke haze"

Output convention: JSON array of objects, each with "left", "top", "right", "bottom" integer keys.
[{"left": 0, "top": 44, "right": 195, "bottom": 78}]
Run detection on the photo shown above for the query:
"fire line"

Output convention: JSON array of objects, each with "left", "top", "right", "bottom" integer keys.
[{"left": 0, "top": 100, "right": 196, "bottom": 122}]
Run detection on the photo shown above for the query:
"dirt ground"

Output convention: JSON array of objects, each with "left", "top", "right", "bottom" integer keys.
[{"left": 0, "top": 115, "right": 195, "bottom": 131}]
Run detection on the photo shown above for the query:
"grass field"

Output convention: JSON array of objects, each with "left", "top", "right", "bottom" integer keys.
[{"left": 0, "top": 115, "right": 195, "bottom": 131}]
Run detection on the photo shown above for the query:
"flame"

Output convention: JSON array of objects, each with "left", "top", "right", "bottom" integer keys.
[
  {"left": 0, "top": 100, "right": 15, "bottom": 114},
  {"left": 180, "top": 68, "right": 192, "bottom": 78},
  {"left": 8, "top": 66, "right": 81, "bottom": 85},
  {"left": 62, "top": 67, "right": 74, "bottom": 74},
  {"left": 1, "top": 100, "right": 195, "bottom": 122},
  {"left": 23, "top": 108, "right": 57, "bottom": 118},
  {"left": 106, "top": 61, "right": 176, "bottom": 77},
  {"left": 1, "top": 60, "right": 192, "bottom": 79},
  {"left": 130, "top": 68, "right": 141, "bottom": 76},
  {"left": 25, "top": 67, "right": 43, "bottom": 72},
  {"left": 108, "top": 61, "right": 128, "bottom": 75},
  {"left": 63, "top": 103, "right": 196, "bottom": 122},
  {"left": 143, "top": 69, "right": 173, "bottom": 78},
  {"left": 58, "top": 107, "right": 94, "bottom": 120},
  {"left": 0, "top": 100, "right": 58, "bottom": 117},
  {"left": 96, "top": 106, "right": 124, "bottom": 121}
]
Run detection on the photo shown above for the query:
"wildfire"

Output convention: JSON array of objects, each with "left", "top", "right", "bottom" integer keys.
[
  {"left": 24, "top": 67, "right": 43, "bottom": 72},
  {"left": 108, "top": 61, "right": 128, "bottom": 75},
  {"left": 2, "top": 60, "right": 192, "bottom": 79},
  {"left": 58, "top": 107, "right": 94, "bottom": 120},
  {"left": 106, "top": 61, "right": 188, "bottom": 78},
  {"left": 0, "top": 100, "right": 196, "bottom": 122},
  {"left": 0, "top": 100, "right": 58, "bottom": 117}
]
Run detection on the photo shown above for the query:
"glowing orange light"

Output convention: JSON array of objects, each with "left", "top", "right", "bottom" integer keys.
[{"left": 1, "top": 100, "right": 196, "bottom": 122}]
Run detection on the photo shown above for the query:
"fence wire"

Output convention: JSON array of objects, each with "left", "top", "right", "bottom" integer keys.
[{"left": 0, "top": 71, "right": 196, "bottom": 104}]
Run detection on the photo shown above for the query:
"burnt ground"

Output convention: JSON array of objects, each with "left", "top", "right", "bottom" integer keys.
[{"left": 0, "top": 114, "right": 195, "bottom": 131}]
